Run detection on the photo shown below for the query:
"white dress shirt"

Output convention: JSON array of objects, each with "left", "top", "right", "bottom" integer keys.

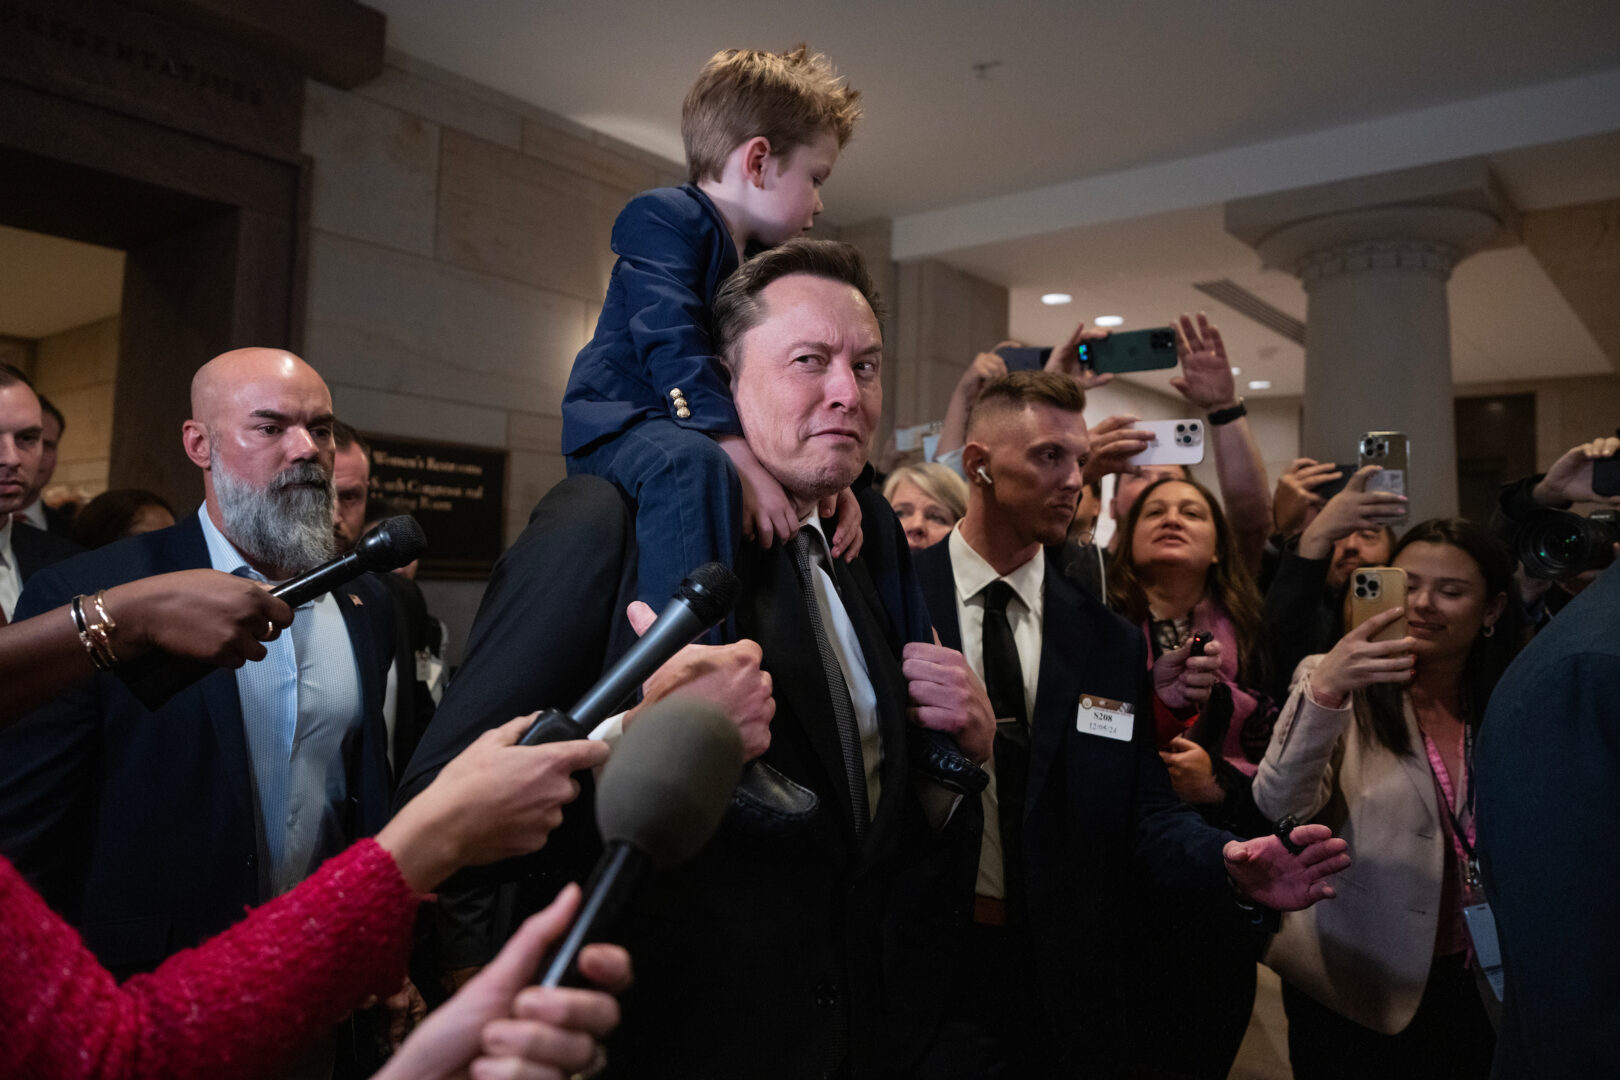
[
  {"left": 20, "top": 498, "right": 46, "bottom": 530},
  {"left": 946, "top": 525, "right": 1045, "bottom": 899},
  {"left": 0, "top": 517, "right": 20, "bottom": 621},
  {"left": 198, "top": 509, "right": 365, "bottom": 898}
]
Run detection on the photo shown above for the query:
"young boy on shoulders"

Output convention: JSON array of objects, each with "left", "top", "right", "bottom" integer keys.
[{"left": 561, "top": 45, "right": 864, "bottom": 613}]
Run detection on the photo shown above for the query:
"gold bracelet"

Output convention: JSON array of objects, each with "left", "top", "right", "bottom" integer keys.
[
  {"left": 86, "top": 589, "right": 119, "bottom": 666},
  {"left": 70, "top": 595, "right": 112, "bottom": 671}
]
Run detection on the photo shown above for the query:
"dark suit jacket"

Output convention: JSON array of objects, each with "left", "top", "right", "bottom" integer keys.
[
  {"left": 370, "top": 570, "right": 441, "bottom": 779},
  {"left": 398, "top": 476, "right": 979, "bottom": 1080},
  {"left": 0, "top": 514, "right": 395, "bottom": 978},
  {"left": 559, "top": 184, "right": 742, "bottom": 456},
  {"left": 914, "top": 541, "right": 1250, "bottom": 1076},
  {"left": 10, "top": 517, "right": 83, "bottom": 584},
  {"left": 1478, "top": 564, "right": 1620, "bottom": 1079}
]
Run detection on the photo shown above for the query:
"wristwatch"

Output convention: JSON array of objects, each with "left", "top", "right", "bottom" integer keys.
[{"left": 1207, "top": 399, "right": 1247, "bottom": 426}]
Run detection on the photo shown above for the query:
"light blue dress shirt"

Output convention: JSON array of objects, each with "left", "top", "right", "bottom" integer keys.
[{"left": 198, "top": 509, "right": 365, "bottom": 898}]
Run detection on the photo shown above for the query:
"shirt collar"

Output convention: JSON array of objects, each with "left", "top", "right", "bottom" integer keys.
[
  {"left": 197, "top": 505, "right": 263, "bottom": 582},
  {"left": 948, "top": 524, "right": 1045, "bottom": 613},
  {"left": 0, "top": 515, "right": 12, "bottom": 569}
]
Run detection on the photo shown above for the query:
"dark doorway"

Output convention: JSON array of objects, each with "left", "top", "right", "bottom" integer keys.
[{"left": 1455, "top": 394, "right": 1537, "bottom": 525}]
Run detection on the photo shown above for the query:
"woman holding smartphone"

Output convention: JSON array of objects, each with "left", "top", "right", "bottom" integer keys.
[{"left": 1254, "top": 518, "right": 1520, "bottom": 1079}]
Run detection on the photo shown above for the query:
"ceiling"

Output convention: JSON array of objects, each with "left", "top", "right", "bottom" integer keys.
[{"left": 369, "top": 0, "right": 1620, "bottom": 401}]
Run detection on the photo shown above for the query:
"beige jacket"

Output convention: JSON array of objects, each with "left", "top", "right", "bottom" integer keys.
[{"left": 1252, "top": 656, "right": 1446, "bottom": 1035}]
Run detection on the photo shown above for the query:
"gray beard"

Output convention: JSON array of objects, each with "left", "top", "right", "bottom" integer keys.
[{"left": 211, "top": 449, "right": 337, "bottom": 577}]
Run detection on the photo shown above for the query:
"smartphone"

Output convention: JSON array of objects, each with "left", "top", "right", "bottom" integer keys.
[
  {"left": 1078, "top": 327, "right": 1179, "bottom": 374},
  {"left": 1358, "top": 432, "right": 1410, "bottom": 524},
  {"left": 1314, "top": 464, "right": 1359, "bottom": 502},
  {"left": 995, "top": 346, "right": 1051, "bottom": 372},
  {"left": 1127, "top": 418, "right": 1206, "bottom": 467},
  {"left": 1349, "top": 567, "right": 1408, "bottom": 642}
]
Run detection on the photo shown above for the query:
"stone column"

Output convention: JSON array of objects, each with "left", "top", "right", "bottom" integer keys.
[{"left": 1227, "top": 161, "right": 1511, "bottom": 521}]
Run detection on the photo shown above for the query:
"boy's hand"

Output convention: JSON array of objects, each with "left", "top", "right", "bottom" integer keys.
[
  {"left": 720, "top": 435, "right": 798, "bottom": 548},
  {"left": 818, "top": 487, "right": 865, "bottom": 561}
]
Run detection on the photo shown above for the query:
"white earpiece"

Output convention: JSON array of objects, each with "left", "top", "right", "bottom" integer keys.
[{"left": 975, "top": 466, "right": 993, "bottom": 486}]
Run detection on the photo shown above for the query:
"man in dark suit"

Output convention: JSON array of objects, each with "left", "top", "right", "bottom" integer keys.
[
  {"left": 15, "top": 392, "right": 79, "bottom": 538},
  {"left": 0, "top": 366, "right": 82, "bottom": 622},
  {"left": 910, "top": 370, "right": 1350, "bottom": 1078},
  {"left": 1478, "top": 531, "right": 1620, "bottom": 1078},
  {"left": 330, "top": 421, "right": 442, "bottom": 778},
  {"left": 398, "top": 239, "right": 992, "bottom": 1079},
  {"left": 0, "top": 348, "right": 394, "bottom": 983}
]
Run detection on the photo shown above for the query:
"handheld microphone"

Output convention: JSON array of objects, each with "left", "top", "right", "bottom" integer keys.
[
  {"left": 270, "top": 516, "right": 428, "bottom": 608},
  {"left": 120, "top": 516, "right": 429, "bottom": 710},
  {"left": 519, "top": 562, "right": 740, "bottom": 746},
  {"left": 538, "top": 697, "right": 743, "bottom": 987}
]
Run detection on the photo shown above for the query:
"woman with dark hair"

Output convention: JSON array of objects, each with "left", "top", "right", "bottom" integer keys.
[
  {"left": 1109, "top": 474, "right": 1276, "bottom": 1080},
  {"left": 71, "top": 489, "right": 176, "bottom": 549},
  {"left": 1254, "top": 518, "right": 1520, "bottom": 1079}
]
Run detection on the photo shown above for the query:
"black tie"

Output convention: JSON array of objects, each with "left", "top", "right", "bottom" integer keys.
[
  {"left": 789, "top": 528, "right": 870, "bottom": 837},
  {"left": 982, "top": 581, "right": 1026, "bottom": 726},
  {"left": 983, "top": 579, "right": 1030, "bottom": 924}
]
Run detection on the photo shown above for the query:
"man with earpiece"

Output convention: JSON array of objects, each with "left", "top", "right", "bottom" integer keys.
[{"left": 909, "top": 369, "right": 1351, "bottom": 1079}]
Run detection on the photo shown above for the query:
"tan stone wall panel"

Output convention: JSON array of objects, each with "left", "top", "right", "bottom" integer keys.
[
  {"left": 303, "top": 81, "right": 440, "bottom": 256},
  {"left": 356, "top": 65, "right": 524, "bottom": 150},
  {"left": 437, "top": 129, "right": 632, "bottom": 302},
  {"left": 327, "top": 382, "right": 510, "bottom": 449},
  {"left": 521, "top": 119, "right": 659, "bottom": 193},
  {"left": 306, "top": 231, "right": 588, "bottom": 417},
  {"left": 507, "top": 411, "right": 565, "bottom": 455},
  {"left": 505, "top": 448, "right": 569, "bottom": 545}
]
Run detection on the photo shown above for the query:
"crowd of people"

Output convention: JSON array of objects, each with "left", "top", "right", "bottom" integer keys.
[{"left": 0, "top": 42, "right": 1616, "bottom": 1080}]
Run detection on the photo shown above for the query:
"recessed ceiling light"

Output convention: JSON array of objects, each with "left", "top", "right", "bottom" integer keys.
[
  {"left": 1248, "top": 380, "right": 1272, "bottom": 390},
  {"left": 1041, "top": 293, "right": 1073, "bottom": 306},
  {"left": 1094, "top": 315, "right": 1123, "bottom": 327},
  {"left": 1230, "top": 366, "right": 1241, "bottom": 375}
]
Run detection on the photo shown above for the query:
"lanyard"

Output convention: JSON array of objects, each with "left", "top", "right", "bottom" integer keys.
[{"left": 1432, "top": 722, "right": 1481, "bottom": 892}]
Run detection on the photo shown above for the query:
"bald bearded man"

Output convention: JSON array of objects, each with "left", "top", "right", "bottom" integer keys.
[{"left": 0, "top": 349, "right": 397, "bottom": 982}]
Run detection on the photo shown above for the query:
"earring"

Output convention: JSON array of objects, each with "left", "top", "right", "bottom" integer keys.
[{"left": 1482, "top": 624, "right": 1496, "bottom": 638}]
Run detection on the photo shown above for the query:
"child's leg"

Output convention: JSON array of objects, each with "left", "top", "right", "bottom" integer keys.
[{"left": 567, "top": 419, "right": 742, "bottom": 622}]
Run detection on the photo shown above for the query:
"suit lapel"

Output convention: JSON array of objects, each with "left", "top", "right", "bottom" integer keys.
[
  {"left": 830, "top": 551, "right": 910, "bottom": 857},
  {"left": 735, "top": 545, "right": 856, "bottom": 834},
  {"left": 333, "top": 581, "right": 392, "bottom": 831},
  {"left": 1028, "top": 550, "right": 1093, "bottom": 815},
  {"left": 913, "top": 542, "right": 962, "bottom": 652}
]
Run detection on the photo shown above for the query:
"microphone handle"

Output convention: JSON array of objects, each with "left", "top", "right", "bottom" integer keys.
[
  {"left": 271, "top": 548, "right": 367, "bottom": 608},
  {"left": 539, "top": 842, "right": 649, "bottom": 987},
  {"left": 518, "top": 707, "right": 590, "bottom": 747},
  {"left": 567, "top": 598, "right": 707, "bottom": 729}
]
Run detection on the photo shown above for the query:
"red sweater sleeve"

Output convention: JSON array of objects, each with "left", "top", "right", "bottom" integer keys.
[{"left": 1, "top": 839, "right": 421, "bottom": 1080}]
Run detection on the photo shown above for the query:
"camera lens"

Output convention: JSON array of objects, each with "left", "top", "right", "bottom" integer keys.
[
  {"left": 1355, "top": 586, "right": 1367, "bottom": 597},
  {"left": 1518, "top": 508, "right": 1620, "bottom": 580},
  {"left": 1176, "top": 423, "right": 1185, "bottom": 432}
]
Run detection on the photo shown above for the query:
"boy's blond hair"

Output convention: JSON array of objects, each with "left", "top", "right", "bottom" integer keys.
[{"left": 682, "top": 45, "right": 862, "bottom": 184}]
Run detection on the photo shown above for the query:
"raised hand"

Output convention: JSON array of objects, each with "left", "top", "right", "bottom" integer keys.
[
  {"left": 1224, "top": 823, "right": 1351, "bottom": 910},
  {"left": 1297, "top": 465, "right": 1408, "bottom": 560},
  {"left": 626, "top": 601, "right": 775, "bottom": 761},
  {"left": 1306, "top": 607, "right": 1414, "bottom": 708},
  {"left": 1169, "top": 312, "right": 1237, "bottom": 411},
  {"left": 1273, "top": 458, "right": 1342, "bottom": 539}
]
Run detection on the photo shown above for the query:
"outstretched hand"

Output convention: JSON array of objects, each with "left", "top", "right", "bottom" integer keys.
[{"left": 1223, "top": 823, "right": 1350, "bottom": 911}]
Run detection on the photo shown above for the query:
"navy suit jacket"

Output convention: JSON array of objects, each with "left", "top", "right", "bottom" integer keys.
[
  {"left": 914, "top": 541, "right": 1244, "bottom": 1075},
  {"left": 0, "top": 514, "right": 395, "bottom": 977},
  {"left": 10, "top": 517, "right": 83, "bottom": 583},
  {"left": 560, "top": 184, "right": 742, "bottom": 455},
  {"left": 1478, "top": 565, "right": 1620, "bottom": 1079}
]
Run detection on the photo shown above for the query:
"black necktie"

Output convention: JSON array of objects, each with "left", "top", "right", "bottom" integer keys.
[
  {"left": 789, "top": 528, "right": 870, "bottom": 837},
  {"left": 983, "top": 579, "right": 1030, "bottom": 924},
  {"left": 982, "top": 581, "right": 1026, "bottom": 726}
]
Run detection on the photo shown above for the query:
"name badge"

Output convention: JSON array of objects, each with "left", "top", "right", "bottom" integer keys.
[{"left": 1077, "top": 694, "right": 1134, "bottom": 742}]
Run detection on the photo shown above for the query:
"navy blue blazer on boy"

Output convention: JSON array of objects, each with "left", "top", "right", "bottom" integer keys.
[{"left": 561, "top": 184, "right": 744, "bottom": 456}]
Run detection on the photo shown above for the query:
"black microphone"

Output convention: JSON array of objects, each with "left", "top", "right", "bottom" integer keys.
[
  {"left": 518, "top": 561, "right": 740, "bottom": 746},
  {"left": 538, "top": 697, "right": 743, "bottom": 987},
  {"left": 120, "top": 516, "right": 429, "bottom": 710},
  {"left": 270, "top": 515, "right": 428, "bottom": 608}
]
